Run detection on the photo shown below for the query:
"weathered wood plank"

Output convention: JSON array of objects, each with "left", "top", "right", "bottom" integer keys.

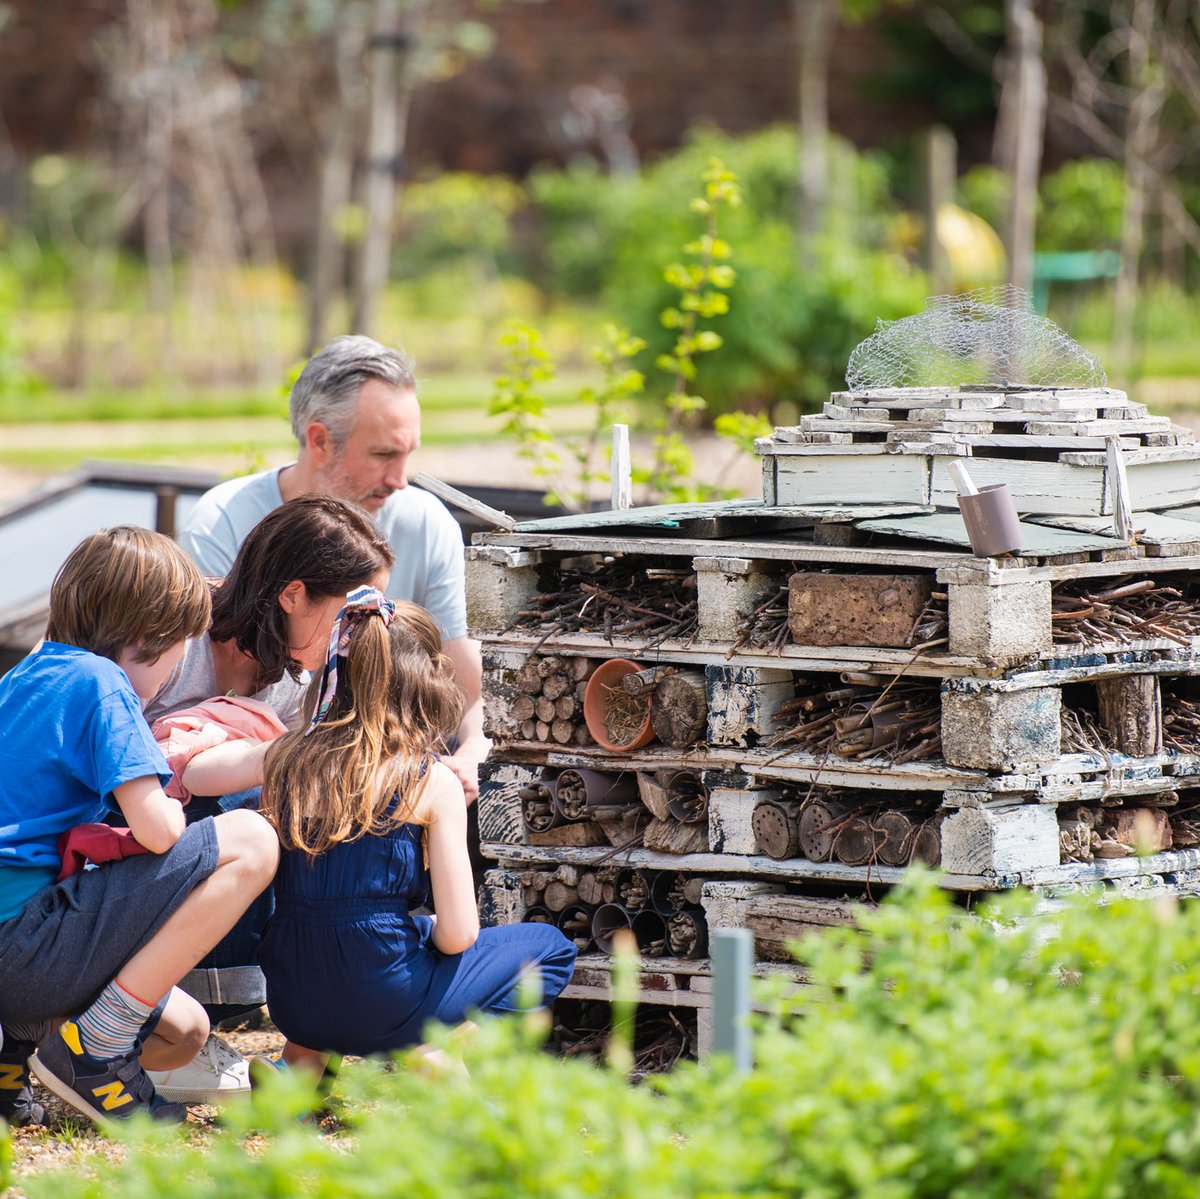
[{"left": 772, "top": 452, "right": 930, "bottom": 507}]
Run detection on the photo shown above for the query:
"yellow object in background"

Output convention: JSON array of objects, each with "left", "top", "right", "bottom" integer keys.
[{"left": 935, "top": 203, "right": 1007, "bottom": 290}]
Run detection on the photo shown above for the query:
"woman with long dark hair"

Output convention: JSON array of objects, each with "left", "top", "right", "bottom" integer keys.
[{"left": 140, "top": 495, "right": 394, "bottom": 1103}]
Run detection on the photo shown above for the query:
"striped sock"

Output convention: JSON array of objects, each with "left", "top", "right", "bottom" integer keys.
[{"left": 75, "top": 980, "right": 161, "bottom": 1060}]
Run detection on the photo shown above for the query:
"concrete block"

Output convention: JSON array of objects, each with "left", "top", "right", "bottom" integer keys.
[
  {"left": 693, "top": 557, "right": 777, "bottom": 644},
  {"left": 466, "top": 545, "right": 541, "bottom": 635},
  {"left": 947, "top": 576, "right": 1052, "bottom": 660},
  {"left": 941, "top": 684, "right": 1061, "bottom": 770}
]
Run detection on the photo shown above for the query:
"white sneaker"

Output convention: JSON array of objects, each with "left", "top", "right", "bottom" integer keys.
[{"left": 146, "top": 1033, "right": 251, "bottom": 1104}]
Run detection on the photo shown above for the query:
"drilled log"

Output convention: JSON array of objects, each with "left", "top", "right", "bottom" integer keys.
[
  {"left": 542, "top": 673, "right": 570, "bottom": 701},
  {"left": 832, "top": 815, "right": 878, "bottom": 866},
  {"left": 797, "top": 797, "right": 854, "bottom": 862},
  {"left": 554, "top": 695, "right": 578, "bottom": 720},
  {"left": 650, "top": 670, "right": 708, "bottom": 748},
  {"left": 911, "top": 816, "right": 943, "bottom": 867},
  {"left": 752, "top": 797, "right": 803, "bottom": 860},
  {"left": 551, "top": 719, "right": 575, "bottom": 745},
  {"left": 872, "top": 810, "right": 918, "bottom": 867}
]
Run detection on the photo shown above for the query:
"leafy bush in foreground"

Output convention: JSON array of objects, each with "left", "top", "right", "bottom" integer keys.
[{"left": 27, "top": 876, "right": 1200, "bottom": 1198}]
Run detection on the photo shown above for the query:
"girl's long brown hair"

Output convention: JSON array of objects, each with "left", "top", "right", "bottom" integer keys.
[{"left": 261, "top": 601, "right": 463, "bottom": 858}]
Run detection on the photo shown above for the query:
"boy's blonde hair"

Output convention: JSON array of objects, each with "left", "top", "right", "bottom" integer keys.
[
  {"left": 262, "top": 601, "right": 463, "bottom": 858},
  {"left": 47, "top": 526, "right": 211, "bottom": 663}
]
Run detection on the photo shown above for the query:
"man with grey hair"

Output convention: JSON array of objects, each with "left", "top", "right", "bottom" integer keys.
[{"left": 179, "top": 334, "right": 486, "bottom": 801}]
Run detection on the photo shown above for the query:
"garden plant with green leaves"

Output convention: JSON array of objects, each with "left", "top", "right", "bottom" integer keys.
[
  {"left": 490, "top": 158, "right": 770, "bottom": 508},
  {"left": 20, "top": 875, "right": 1200, "bottom": 1198}
]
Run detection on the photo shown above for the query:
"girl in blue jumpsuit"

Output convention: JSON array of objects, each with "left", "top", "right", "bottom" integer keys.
[{"left": 258, "top": 589, "right": 575, "bottom": 1061}]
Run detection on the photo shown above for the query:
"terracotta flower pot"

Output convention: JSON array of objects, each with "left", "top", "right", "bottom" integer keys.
[{"left": 582, "top": 658, "right": 656, "bottom": 753}]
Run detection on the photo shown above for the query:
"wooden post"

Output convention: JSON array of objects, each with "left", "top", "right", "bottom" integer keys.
[
  {"left": 712, "top": 928, "right": 753, "bottom": 1072},
  {"left": 1106, "top": 437, "right": 1133, "bottom": 543},
  {"left": 921, "top": 125, "right": 957, "bottom": 296},
  {"left": 611, "top": 424, "right": 633, "bottom": 510}
]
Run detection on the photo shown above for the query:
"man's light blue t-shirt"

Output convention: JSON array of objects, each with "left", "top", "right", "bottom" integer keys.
[{"left": 0, "top": 643, "right": 172, "bottom": 922}]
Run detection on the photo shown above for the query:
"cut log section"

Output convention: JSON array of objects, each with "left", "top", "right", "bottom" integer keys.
[
  {"left": 751, "top": 797, "right": 803, "bottom": 860},
  {"left": 650, "top": 670, "right": 708, "bottom": 748}
]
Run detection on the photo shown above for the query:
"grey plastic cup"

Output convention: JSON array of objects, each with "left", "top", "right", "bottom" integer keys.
[{"left": 957, "top": 483, "right": 1022, "bottom": 557}]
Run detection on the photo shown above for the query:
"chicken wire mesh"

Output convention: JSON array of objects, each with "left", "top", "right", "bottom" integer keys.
[{"left": 845, "top": 285, "right": 1107, "bottom": 391}]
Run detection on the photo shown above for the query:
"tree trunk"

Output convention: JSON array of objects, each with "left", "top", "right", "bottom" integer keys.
[
  {"left": 1096, "top": 674, "right": 1162, "bottom": 757},
  {"left": 999, "top": 0, "right": 1046, "bottom": 300},
  {"left": 351, "top": 0, "right": 425, "bottom": 336},
  {"left": 794, "top": 0, "right": 836, "bottom": 271},
  {"left": 306, "top": 13, "right": 370, "bottom": 354},
  {"left": 649, "top": 670, "right": 708, "bottom": 748},
  {"left": 751, "top": 797, "right": 803, "bottom": 860},
  {"left": 1112, "top": 0, "right": 1162, "bottom": 388}
]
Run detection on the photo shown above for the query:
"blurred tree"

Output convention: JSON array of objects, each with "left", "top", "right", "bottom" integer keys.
[{"left": 1044, "top": 0, "right": 1200, "bottom": 383}]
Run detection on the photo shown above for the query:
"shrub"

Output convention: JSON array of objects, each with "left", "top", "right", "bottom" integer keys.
[
  {"left": 28, "top": 877, "right": 1200, "bottom": 1198},
  {"left": 526, "top": 125, "right": 928, "bottom": 416}
]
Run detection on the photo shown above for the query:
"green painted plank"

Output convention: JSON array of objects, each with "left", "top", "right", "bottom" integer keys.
[
  {"left": 855, "top": 511, "right": 1126, "bottom": 554},
  {"left": 512, "top": 500, "right": 934, "bottom": 533},
  {"left": 1032, "top": 512, "right": 1200, "bottom": 548}
]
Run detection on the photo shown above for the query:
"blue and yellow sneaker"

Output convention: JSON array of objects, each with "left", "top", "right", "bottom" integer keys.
[
  {"left": 0, "top": 1034, "right": 46, "bottom": 1127},
  {"left": 30, "top": 1021, "right": 186, "bottom": 1125}
]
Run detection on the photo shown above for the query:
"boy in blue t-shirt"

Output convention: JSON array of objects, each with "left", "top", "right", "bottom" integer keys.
[{"left": 0, "top": 526, "right": 280, "bottom": 1126}]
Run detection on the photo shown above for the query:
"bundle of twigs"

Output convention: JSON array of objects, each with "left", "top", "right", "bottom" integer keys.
[
  {"left": 1162, "top": 693, "right": 1200, "bottom": 753},
  {"left": 767, "top": 680, "right": 942, "bottom": 762},
  {"left": 1060, "top": 705, "right": 1112, "bottom": 755},
  {"left": 509, "top": 559, "right": 698, "bottom": 648},
  {"left": 1051, "top": 578, "right": 1200, "bottom": 647},
  {"left": 732, "top": 580, "right": 792, "bottom": 654}
]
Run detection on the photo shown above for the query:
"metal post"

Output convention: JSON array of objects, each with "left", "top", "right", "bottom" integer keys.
[
  {"left": 154, "top": 486, "right": 178, "bottom": 540},
  {"left": 711, "top": 927, "right": 753, "bottom": 1071}
]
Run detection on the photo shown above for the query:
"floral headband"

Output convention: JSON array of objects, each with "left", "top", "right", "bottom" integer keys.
[{"left": 305, "top": 585, "right": 396, "bottom": 734}]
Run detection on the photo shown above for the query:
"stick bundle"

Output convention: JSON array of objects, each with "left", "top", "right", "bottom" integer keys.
[
  {"left": 767, "top": 679, "right": 942, "bottom": 762},
  {"left": 510, "top": 557, "right": 699, "bottom": 648},
  {"left": 1051, "top": 578, "right": 1200, "bottom": 647},
  {"left": 1163, "top": 692, "right": 1200, "bottom": 753}
]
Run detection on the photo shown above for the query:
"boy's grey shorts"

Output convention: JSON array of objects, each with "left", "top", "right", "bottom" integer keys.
[{"left": 0, "top": 817, "right": 220, "bottom": 1023}]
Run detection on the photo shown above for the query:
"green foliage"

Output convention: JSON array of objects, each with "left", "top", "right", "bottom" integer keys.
[
  {"left": 958, "top": 162, "right": 1010, "bottom": 234},
  {"left": 493, "top": 158, "right": 747, "bottom": 507},
  {"left": 959, "top": 158, "right": 1128, "bottom": 256},
  {"left": 31, "top": 880, "right": 1200, "bottom": 1198},
  {"left": 581, "top": 126, "right": 927, "bottom": 416},
  {"left": 393, "top": 172, "right": 527, "bottom": 281},
  {"left": 1038, "top": 158, "right": 1127, "bottom": 252},
  {"left": 0, "top": 260, "right": 45, "bottom": 400},
  {"left": 487, "top": 322, "right": 562, "bottom": 490}
]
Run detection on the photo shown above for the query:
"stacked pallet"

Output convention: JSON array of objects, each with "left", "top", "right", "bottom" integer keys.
[
  {"left": 468, "top": 383, "right": 1200, "bottom": 1054},
  {"left": 759, "top": 385, "right": 1200, "bottom": 516}
]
